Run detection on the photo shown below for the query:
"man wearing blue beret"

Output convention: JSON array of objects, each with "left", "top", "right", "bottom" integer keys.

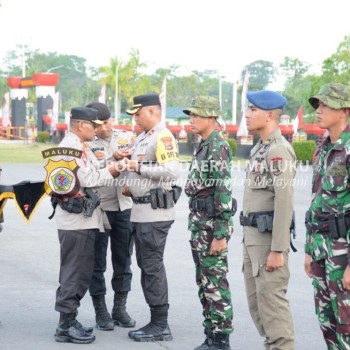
[{"left": 240, "top": 90, "right": 296, "bottom": 349}]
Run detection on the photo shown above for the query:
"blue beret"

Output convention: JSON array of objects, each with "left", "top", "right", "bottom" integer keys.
[{"left": 246, "top": 90, "right": 287, "bottom": 110}]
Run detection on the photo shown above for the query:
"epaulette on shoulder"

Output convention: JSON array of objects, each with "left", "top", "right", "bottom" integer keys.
[{"left": 273, "top": 136, "right": 284, "bottom": 145}]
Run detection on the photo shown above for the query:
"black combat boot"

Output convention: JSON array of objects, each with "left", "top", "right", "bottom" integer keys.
[
  {"left": 72, "top": 310, "right": 93, "bottom": 333},
  {"left": 128, "top": 304, "right": 173, "bottom": 342},
  {"left": 194, "top": 329, "right": 214, "bottom": 350},
  {"left": 55, "top": 312, "right": 96, "bottom": 344},
  {"left": 209, "top": 333, "right": 231, "bottom": 350},
  {"left": 111, "top": 292, "right": 136, "bottom": 327},
  {"left": 92, "top": 295, "right": 114, "bottom": 331}
]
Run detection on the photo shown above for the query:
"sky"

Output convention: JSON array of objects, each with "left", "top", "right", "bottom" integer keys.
[{"left": 0, "top": 0, "right": 349, "bottom": 84}]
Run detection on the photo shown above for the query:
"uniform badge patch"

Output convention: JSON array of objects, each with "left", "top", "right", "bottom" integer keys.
[
  {"left": 94, "top": 150, "right": 105, "bottom": 160},
  {"left": 156, "top": 131, "right": 179, "bottom": 163},
  {"left": 43, "top": 147, "right": 82, "bottom": 197},
  {"left": 271, "top": 157, "right": 283, "bottom": 176},
  {"left": 160, "top": 137, "right": 174, "bottom": 151},
  {"left": 254, "top": 175, "right": 262, "bottom": 184},
  {"left": 44, "top": 159, "right": 80, "bottom": 196}
]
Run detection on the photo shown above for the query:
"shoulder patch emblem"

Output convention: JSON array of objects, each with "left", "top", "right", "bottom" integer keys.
[{"left": 271, "top": 157, "right": 283, "bottom": 176}]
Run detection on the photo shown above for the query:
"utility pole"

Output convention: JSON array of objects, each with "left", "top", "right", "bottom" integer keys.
[
  {"left": 232, "top": 81, "right": 238, "bottom": 125},
  {"left": 114, "top": 58, "right": 121, "bottom": 125}
]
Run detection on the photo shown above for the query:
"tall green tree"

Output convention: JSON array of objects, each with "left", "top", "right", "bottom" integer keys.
[
  {"left": 243, "top": 60, "right": 276, "bottom": 90},
  {"left": 321, "top": 35, "right": 350, "bottom": 85},
  {"left": 279, "top": 57, "right": 312, "bottom": 116},
  {"left": 98, "top": 49, "right": 155, "bottom": 114},
  {"left": 0, "top": 47, "right": 99, "bottom": 110}
]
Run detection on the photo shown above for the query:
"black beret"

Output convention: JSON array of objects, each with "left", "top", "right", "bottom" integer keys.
[
  {"left": 126, "top": 94, "right": 161, "bottom": 115},
  {"left": 85, "top": 102, "right": 111, "bottom": 121},
  {"left": 70, "top": 107, "right": 102, "bottom": 124},
  {"left": 247, "top": 90, "right": 287, "bottom": 110}
]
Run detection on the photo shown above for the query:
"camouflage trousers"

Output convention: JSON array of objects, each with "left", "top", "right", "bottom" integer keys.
[
  {"left": 312, "top": 255, "right": 350, "bottom": 350},
  {"left": 189, "top": 224, "right": 233, "bottom": 335}
]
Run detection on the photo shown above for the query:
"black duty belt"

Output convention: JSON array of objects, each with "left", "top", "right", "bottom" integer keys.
[
  {"left": 131, "top": 195, "right": 152, "bottom": 204},
  {"left": 306, "top": 212, "right": 350, "bottom": 238},
  {"left": 240, "top": 210, "right": 297, "bottom": 252},
  {"left": 239, "top": 211, "right": 274, "bottom": 230}
]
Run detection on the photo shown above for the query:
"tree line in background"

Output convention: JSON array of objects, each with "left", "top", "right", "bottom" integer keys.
[{"left": 0, "top": 34, "right": 349, "bottom": 124}]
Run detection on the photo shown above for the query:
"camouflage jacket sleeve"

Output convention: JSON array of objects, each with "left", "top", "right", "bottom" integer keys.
[
  {"left": 210, "top": 141, "right": 233, "bottom": 237},
  {"left": 304, "top": 146, "right": 321, "bottom": 255},
  {"left": 267, "top": 145, "right": 296, "bottom": 252},
  {"left": 305, "top": 130, "right": 350, "bottom": 258}
]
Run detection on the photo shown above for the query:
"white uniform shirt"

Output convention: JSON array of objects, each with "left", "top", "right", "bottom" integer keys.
[
  {"left": 54, "top": 131, "right": 114, "bottom": 231},
  {"left": 127, "top": 122, "right": 179, "bottom": 223},
  {"left": 87, "top": 129, "right": 133, "bottom": 212}
]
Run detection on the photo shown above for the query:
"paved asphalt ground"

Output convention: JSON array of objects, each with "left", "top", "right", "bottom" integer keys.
[{"left": 0, "top": 163, "right": 325, "bottom": 350}]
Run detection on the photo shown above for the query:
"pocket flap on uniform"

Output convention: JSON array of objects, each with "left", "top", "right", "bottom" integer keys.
[{"left": 252, "top": 260, "right": 261, "bottom": 277}]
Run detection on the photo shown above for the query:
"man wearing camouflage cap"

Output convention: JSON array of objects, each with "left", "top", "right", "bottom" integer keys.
[
  {"left": 241, "top": 90, "right": 295, "bottom": 349},
  {"left": 304, "top": 83, "right": 350, "bottom": 349},
  {"left": 184, "top": 96, "right": 234, "bottom": 350}
]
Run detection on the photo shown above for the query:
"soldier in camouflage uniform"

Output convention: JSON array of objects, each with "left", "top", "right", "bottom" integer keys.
[
  {"left": 304, "top": 83, "right": 350, "bottom": 349},
  {"left": 184, "top": 96, "right": 233, "bottom": 350},
  {"left": 241, "top": 90, "right": 295, "bottom": 350}
]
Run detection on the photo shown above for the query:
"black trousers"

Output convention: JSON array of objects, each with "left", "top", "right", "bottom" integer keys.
[
  {"left": 89, "top": 209, "right": 134, "bottom": 296},
  {"left": 55, "top": 229, "right": 96, "bottom": 313},
  {"left": 132, "top": 221, "right": 173, "bottom": 306}
]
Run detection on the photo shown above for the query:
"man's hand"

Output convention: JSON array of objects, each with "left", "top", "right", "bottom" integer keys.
[
  {"left": 304, "top": 253, "right": 313, "bottom": 278},
  {"left": 342, "top": 266, "right": 350, "bottom": 290},
  {"left": 123, "top": 158, "right": 139, "bottom": 172},
  {"left": 265, "top": 251, "right": 284, "bottom": 272},
  {"left": 107, "top": 162, "right": 121, "bottom": 178},
  {"left": 122, "top": 185, "right": 131, "bottom": 197},
  {"left": 210, "top": 238, "right": 227, "bottom": 255},
  {"left": 113, "top": 150, "right": 131, "bottom": 160}
]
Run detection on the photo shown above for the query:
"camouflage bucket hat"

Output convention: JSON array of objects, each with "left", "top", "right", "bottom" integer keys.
[
  {"left": 309, "top": 83, "right": 350, "bottom": 110},
  {"left": 183, "top": 96, "right": 222, "bottom": 117}
]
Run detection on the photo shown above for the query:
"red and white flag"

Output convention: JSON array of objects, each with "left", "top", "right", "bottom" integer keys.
[
  {"left": 237, "top": 69, "right": 249, "bottom": 137},
  {"left": 159, "top": 76, "right": 167, "bottom": 124},
  {"left": 293, "top": 106, "right": 303, "bottom": 135},
  {"left": 98, "top": 84, "right": 106, "bottom": 104}
]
